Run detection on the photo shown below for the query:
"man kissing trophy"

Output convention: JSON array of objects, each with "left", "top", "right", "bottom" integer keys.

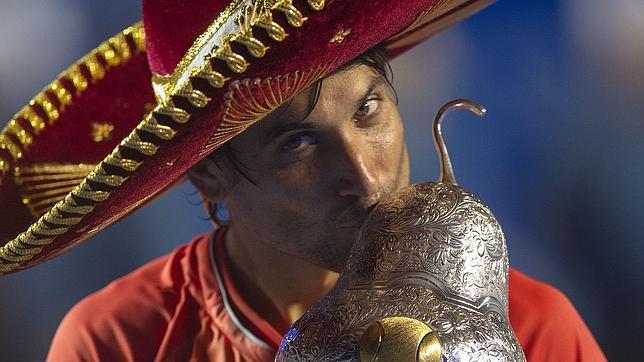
[{"left": 0, "top": 0, "right": 604, "bottom": 360}]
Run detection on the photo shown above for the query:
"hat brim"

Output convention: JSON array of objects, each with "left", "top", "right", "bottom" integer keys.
[{"left": 0, "top": 0, "right": 493, "bottom": 274}]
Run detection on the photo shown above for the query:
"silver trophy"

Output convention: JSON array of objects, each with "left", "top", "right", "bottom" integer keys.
[{"left": 275, "top": 99, "right": 526, "bottom": 361}]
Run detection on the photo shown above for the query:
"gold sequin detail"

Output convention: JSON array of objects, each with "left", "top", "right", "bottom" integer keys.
[
  {"left": 20, "top": 107, "right": 46, "bottom": 134},
  {"left": 0, "top": 159, "right": 9, "bottom": 185},
  {"left": 91, "top": 122, "right": 114, "bottom": 142},
  {"left": 31, "top": 94, "right": 59, "bottom": 124},
  {"left": 330, "top": 28, "right": 351, "bottom": 44},
  {"left": 66, "top": 66, "right": 89, "bottom": 95},
  {"left": 0, "top": 160, "right": 8, "bottom": 174},
  {"left": 0, "top": 134, "right": 22, "bottom": 160},
  {"left": 4, "top": 120, "right": 33, "bottom": 149},
  {"left": 50, "top": 80, "right": 73, "bottom": 110},
  {"left": 307, "top": 0, "right": 325, "bottom": 11}
]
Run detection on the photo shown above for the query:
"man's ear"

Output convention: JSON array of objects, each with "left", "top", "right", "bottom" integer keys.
[{"left": 187, "top": 157, "right": 229, "bottom": 202}]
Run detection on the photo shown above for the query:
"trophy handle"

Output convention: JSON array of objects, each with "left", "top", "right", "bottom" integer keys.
[{"left": 432, "top": 99, "right": 486, "bottom": 185}]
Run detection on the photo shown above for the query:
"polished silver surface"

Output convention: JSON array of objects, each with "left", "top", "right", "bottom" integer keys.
[{"left": 275, "top": 100, "right": 526, "bottom": 361}]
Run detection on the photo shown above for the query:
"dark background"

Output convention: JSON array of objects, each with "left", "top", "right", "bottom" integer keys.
[{"left": 1, "top": 0, "right": 642, "bottom": 360}]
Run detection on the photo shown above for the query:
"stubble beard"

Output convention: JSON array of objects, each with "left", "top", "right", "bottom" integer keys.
[
  {"left": 289, "top": 187, "right": 396, "bottom": 272},
  {"left": 293, "top": 221, "right": 364, "bottom": 273}
]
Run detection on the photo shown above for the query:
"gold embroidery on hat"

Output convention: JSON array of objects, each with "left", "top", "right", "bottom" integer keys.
[
  {"left": 121, "top": 133, "right": 159, "bottom": 156},
  {"left": 3, "top": 121, "right": 33, "bottom": 152},
  {"left": 103, "top": 151, "right": 141, "bottom": 172},
  {"left": 307, "top": 0, "right": 325, "bottom": 11},
  {"left": 0, "top": 134, "right": 22, "bottom": 160},
  {"left": 14, "top": 163, "right": 97, "bottom": 217},
  {"left": 194, "top": 63, "right": 229, "bottom": 89},
  {"left": 198, "top": 61, "right": 334, "bottom": 156},
  {"left": 66, "top": 66, "right": 89, "bottom": 95},
  {"left": 151, "top": 0, "right": 322, "bottom": 104},
  {"left": 0, "top": 0, "right": 328, "bottom": 274},
  {"left": 0, "top": 23, "right": 146, "bottom": 272},
  {"left": 212, "top": 35, "right": 251, "bottom": 74},
  {"left": 155, "top": 106, "right": 191, "bottom": 124},
  {"left": 233, "top": 14, "right": 269, "bottom": 58},
  {"left": 176, "top": 83, "right": 211, "bottom": 108},
  {"left": 0, "top": 22, "right": 146, "bottom": 186},
  {"left": 31, "top": 94, "right": 59, "bottom": 124},
  {"left": 407, "top": 0, "right": 451, "bottom": 32},
  {"left": 253, "top": 8, "right": 287, "bottom": 41},
  {"left": 330, "top": 28, "right": 351, "bottom": 44},
  {"left": 273, "top": 1, "right": 307, "bottom": 27},
  {"left": 0, "top": 159, "right": 9, "bottom": 185},
  {"left": 50, "top": 80, "right": 73, "bottom": 110},
  {"left": 20, "top": 107, "right": 46, "bottom": 134},
  {"left": 137, "top": 114, "right": 176, "bottom": 141},
  {"left": 91, "top": 122, "right": 114, "bottom": 142},
  {"left": 150, "top": 0, "right": 244, "bottom": 103},
  {"left": 85, "top": 57, "right": 106, "bottom": 82}
]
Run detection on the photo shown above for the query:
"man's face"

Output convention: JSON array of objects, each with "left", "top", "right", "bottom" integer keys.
[{"left": 201, "top": 64, "right": 410, "bottom": 271}]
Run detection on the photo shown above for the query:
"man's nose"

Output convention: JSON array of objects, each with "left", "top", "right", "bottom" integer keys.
[{"left": 334, "top": 135, "right": 380, "bottom": 198}]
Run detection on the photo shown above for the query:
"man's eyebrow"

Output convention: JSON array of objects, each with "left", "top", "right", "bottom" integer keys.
[
  {"left": 262, "top": 75, "right": 386, "bottom": 144},
  {"left": 356, "top": 76, "right": 386, "bottom": 111}
]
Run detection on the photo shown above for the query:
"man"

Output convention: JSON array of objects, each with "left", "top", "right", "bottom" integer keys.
[
  {"left": 0, "top": 0, "right": 605, "bottom": 360},
  {"left": 49, "top": 47, "right": 603, "bottom": 361}
]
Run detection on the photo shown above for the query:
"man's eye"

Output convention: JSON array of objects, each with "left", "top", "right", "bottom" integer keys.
[
  {"left": 355, "top": 98, "right": 379, "bottom": 119},
  {"left": 280, "top": 133, "right": 317, "bottom": 152}
]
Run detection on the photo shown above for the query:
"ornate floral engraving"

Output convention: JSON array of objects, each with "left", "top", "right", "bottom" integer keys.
[{"left": 276, "top": 182, "right": 525, "bottom": 361}]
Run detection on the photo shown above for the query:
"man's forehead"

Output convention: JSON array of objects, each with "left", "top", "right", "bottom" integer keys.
[{"left": 254, "top": 66, "right": 386, "bottom": 141}]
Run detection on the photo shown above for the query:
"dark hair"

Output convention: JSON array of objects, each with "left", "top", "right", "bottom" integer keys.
[{"left": 207, "top": 43, "right": 396, "bottom": 225}]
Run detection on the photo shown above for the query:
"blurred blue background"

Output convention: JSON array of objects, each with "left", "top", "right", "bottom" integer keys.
[{"left": 1, "top": 0, "right": 642, "bottom": 360}]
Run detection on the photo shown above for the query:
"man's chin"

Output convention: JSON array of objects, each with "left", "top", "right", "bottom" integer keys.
[{"left": 320, "top": 228, "right": 362, "bottom": 272}]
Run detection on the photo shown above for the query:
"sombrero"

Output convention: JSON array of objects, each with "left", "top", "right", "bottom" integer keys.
[{"left": 0, "top": 0, "right": 493, "bottom": 274}]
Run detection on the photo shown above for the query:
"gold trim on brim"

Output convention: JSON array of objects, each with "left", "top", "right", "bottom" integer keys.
[{"left": 0, "top": 24, "right": 145, "bottom": 180}]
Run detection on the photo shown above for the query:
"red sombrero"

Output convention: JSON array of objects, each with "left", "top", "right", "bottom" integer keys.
[{"left": 0, "top": 0, "right": 493, "bottom": 274}]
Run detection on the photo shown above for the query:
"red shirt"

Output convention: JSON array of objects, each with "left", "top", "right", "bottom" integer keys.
[{"left": 47, "top": 231, "right": 606, "bottom": 361}]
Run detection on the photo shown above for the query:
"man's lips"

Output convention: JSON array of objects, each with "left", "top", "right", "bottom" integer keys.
[{"left": 332, "top": 203, "right": 379, "bottom": 229}]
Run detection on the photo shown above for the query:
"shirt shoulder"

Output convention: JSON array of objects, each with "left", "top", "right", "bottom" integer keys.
[
  {"left": 47, "top": 233, "right": 213, "bottom": 362},
  {"left": 508, "top": 268, "right": 606, "bottom": 362}
]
